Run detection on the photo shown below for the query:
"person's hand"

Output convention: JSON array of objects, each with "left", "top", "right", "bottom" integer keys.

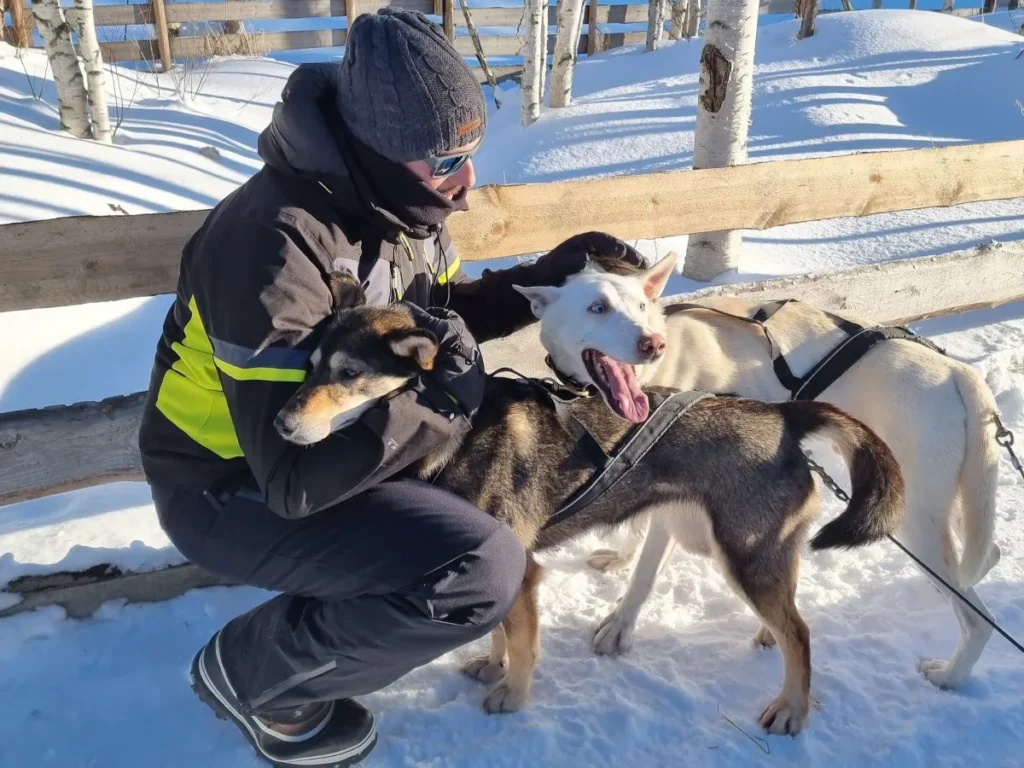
[
  {"left": 402, "top": 303, "right": 486, "bottom": 419},
  {"left": 529, "top": 231, "right": 648, "bottom": 285}
]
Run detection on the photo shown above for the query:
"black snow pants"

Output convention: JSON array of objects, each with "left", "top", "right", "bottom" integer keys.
[{"left": 151, "top": 478, "right": 526, "bottom": 713}]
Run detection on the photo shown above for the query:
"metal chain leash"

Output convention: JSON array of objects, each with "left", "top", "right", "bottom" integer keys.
[
  {"left": 994, "top": 414, "right": 1024, "bottom": 481},
  {"left": 803, "top": 448, "right": 1024, "bottom": 656},
  {"left": 803, "top": 452, "right": 850, "bottom": 503}
]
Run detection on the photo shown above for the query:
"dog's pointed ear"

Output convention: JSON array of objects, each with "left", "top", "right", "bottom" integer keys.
[
  {"left": 641, "top": 251, "right": 678, "bottom": 301},
  {"left": 513, "top": 284, "right": 560, "bottom": 318},
  {"left": 328, "top": 263, "right": 367, "bottom": 311},
  {"left": 389, "top": 329, "right": 439, "bottom": 371}
]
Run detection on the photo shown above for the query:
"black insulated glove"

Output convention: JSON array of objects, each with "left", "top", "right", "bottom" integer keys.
[
  {"left": 403, "top": 303, "right": 486, "bottom": 419},
  {"left": 528, "top": 231, "right": 649, "bottom": 285}
]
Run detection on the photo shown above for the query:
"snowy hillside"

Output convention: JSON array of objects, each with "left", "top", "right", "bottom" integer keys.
[{"left": 1, "top": 8, "right": 1023, "bottom": 768}]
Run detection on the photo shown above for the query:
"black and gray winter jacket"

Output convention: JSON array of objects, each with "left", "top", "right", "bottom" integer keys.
[{"left": 138, "top": 63, "right": 618, "bottom": 520}]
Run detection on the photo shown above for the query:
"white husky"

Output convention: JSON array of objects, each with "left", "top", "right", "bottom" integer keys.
[{"left": 572, "top": 253, "right": 1002, "bottom": 690}]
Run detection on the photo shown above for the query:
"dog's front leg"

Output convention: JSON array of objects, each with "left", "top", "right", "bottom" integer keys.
[
  {"left": 594, "top": 517, "right": 674, "bottom": 655},
  {"left": 461, "top": 624, "right": 508, "bottom": 684},
  {"left": 482, "top": 557, "right": 543, "bottom": 714}
]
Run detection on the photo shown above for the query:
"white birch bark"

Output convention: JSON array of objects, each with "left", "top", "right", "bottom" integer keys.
[
  {"left": 686, "top": 0, "right": 700, "bottom": 37},
  {"left": 30, "top": 0, "right": 92, "bottom": 138},
  {"left": 682, "top": 0, "right": 759, "bottom": 281},
  {"left": 521, "top": 0, "right": 546, "bottom": 126},
  {"left": 669, "top": 0, "right": 686, "bottom": 40},
  {"left": 73, "top": 0, "right": 111, "bottom": 143},
  {"left": 550, "top": 0, "right": 586, "bottom": 108},
  {"left": 647, "top": 0, "right": 666, "bottom": 51},
  {"left": 941, "top": 0, "right": 954, "bottom": 10}
]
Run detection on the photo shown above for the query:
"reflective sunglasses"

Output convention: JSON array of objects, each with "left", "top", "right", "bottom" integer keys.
[{"left": 424, "top": 144, "right": 478, "bottom": 178}]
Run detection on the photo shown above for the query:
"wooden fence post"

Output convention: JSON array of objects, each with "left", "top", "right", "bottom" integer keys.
[
  {"left": 8, "top": 0, "right": 30, "bottom": 47},
  {"left": 442, "top": 0, "right": 454, "bottom": 42},
  {"left": 150, "top": 0, "right": 172, "bottom": 72},
  {"left": 587, "top": 0, "right": 599, "bottom": 54}
]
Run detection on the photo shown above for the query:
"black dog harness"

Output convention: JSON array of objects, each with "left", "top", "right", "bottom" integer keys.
[
  {"left": 664, "top": 298, "right": 946, "bottom": 401},
  {"left": 488, "top": 367, "right": 712, "bottom": 531},
  {"left": 543, "top": 389, "right": 712, "bottom": 530}
]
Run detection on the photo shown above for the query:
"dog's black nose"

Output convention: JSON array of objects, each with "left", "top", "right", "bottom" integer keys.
[{"left": 274, "top": 411, "right": 297, "bottom": 439}]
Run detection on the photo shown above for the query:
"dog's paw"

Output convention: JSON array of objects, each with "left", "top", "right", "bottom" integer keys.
[
  {"left": 482, "top": 684, "right": 528, "bottom": 714},
  {"left": 586, "top": 548, "right": 634, "bottom": 572},
  {"left": 758, "top": 695, "right": 809, "bottom": 736},
  {"left": 593, "top": 610, "right": 635, "bottom": 655},
  {"left": 753, "top": 625, "right": 777, "bottom": 649},
  {"left": 461, "top": 654, "right": 507, "bottom": 684},
  {"left": 920, "top": 659, "right": 968, "bottom": 690}
]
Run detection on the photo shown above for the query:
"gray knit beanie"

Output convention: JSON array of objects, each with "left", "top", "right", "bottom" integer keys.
[{"left": 336, "top": 8, "right": 487, "bottom": 163}]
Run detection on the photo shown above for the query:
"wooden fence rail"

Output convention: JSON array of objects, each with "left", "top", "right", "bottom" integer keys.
[
  {"left": 9, "top": 0, "right": 1011, "bottom": 75},
  {"left": 0, "top": 135, "right": 1022, "bottom": 612},
  {"left": 2, "top": 241, "right": 1023, "bottom": 510},
  {"left": 2, "top": 139, "right": 1022, "bottom": 313}
]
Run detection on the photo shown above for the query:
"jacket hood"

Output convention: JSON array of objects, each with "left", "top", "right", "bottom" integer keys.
[{"left": 257, "top": 63, "right": 468, "bottom": 239}]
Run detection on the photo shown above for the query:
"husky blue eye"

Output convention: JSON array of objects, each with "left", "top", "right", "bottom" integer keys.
[
  {"left": 640, "top": 302, "right": 646, "bottom": 311},
  {"left": 589, "top": 302, "right": 606, "bottom": 314}
]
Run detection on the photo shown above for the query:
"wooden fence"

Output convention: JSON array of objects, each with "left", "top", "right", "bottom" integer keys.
[
  {"left": 5, "top": 0, "right": 1014, "bottom": 79},
  {"left": 0, "top": 138, "right": 1023, "bottom": 615},
  {"left": 5, "top": 0, "right": 661, "bottom": 79}
]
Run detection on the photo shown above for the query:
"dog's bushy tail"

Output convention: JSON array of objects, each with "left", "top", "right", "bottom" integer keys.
[
  {"left": 781, "top": 401, "right": 906, "bottom": 551},
  {"left": 951, "top": 363, "right": 1001, "bottom": 587}
]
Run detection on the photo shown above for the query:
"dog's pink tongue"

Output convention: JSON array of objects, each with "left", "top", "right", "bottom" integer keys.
[{"left": 600, "top": 357, "right": 649, "bottom": 423}]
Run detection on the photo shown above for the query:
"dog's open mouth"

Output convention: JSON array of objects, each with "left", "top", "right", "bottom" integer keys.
[{"left": 582, "top": 349, "right": 649, "bottom": 423}]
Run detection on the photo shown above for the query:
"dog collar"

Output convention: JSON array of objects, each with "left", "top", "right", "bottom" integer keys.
[{"left": 543, "top": 355, "right": 597, "bottom": 398}]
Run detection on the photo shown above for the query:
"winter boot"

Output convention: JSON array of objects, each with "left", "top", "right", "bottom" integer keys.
[{"left": 189, "top": 631, "right": 377, "bottom": 767}]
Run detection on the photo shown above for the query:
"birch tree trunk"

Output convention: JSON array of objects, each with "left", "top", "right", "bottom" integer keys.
[
  {"left": 682, "top": 0, "right": 759, "bottom": 281},
  {"left": 798, "top": 0, "right": 819, "bottom": 39},
  {"left": 686, "top": 0, "right": 700, "bottom": 37},
  {"left": 521, "top": 0, "right": 546, "bottom": 126},
  {"left": 73, "top": 0, "right": 111, "bottom": 143},
  {"left": 647, "top": 0, "right": 666, "bottom": 51},
  {"left": 459, "top": 0, "right": 501, "bottom": 107},
  {"left": 941, "top": 0, "right": 954, "bottom": 10},
  {"left": 550, "top": 0, "right": 586, "bottom": 108},
  {"left": 669, "top": 0, "right": 687, "bottom": 40},
  {"left": 842, "top": 0, "right": 853, "bottom": 10},
  {"left": 30, "top": 0, "right": 92, "bottom": 139}
]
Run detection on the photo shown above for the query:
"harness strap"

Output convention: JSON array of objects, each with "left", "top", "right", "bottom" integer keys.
[
  {"left": 488, "top": 366, "right": 610, "bottom": 469},
  {"left": 665, "top": 299, "right": 941, "bottom": 401},
  {"left": 551, "top": 397, "right": 612, "bottom": 469},
  {"left": 794, "top": 325, "right": 945, "bottom": 401},
  {"left": 543, "top": 390, "right": 714, "bottom": 531},
  {"left": 665, "top": 301, "right": 804, "bottom": 393}
]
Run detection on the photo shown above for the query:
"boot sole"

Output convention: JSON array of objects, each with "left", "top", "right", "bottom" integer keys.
[{"left": 189, "top": 652, "right": 377, "bottom": 768}]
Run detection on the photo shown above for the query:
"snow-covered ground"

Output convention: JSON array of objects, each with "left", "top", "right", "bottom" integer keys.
[{"left": 1, "top": 9, "right": 1023, "bottom": 767}]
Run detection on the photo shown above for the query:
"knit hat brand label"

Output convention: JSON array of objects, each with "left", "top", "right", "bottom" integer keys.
[{"left": 457, "top": 117, "right": 482, "bottom": 137}]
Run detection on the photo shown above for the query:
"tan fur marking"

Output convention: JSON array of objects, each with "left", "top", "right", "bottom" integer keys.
[
  {"left": 293, "top": 386, "right": 350, "bottom": 423},
  {"left": 506, "top": 405, "right": 534, "bottom": 446},
  {"left": 483, "top": 559, "right": 543, "bottom": 714},
  {"left": 461, "top": 625, "right": 509, "bottom": 685},
  {"left": 367, "top": 307, "right": 415, "bottom": 335}
]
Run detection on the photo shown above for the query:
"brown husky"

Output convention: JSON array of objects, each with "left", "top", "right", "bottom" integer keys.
[{"left": 273, "top": 258, "right": 905, "bottom": 736}]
